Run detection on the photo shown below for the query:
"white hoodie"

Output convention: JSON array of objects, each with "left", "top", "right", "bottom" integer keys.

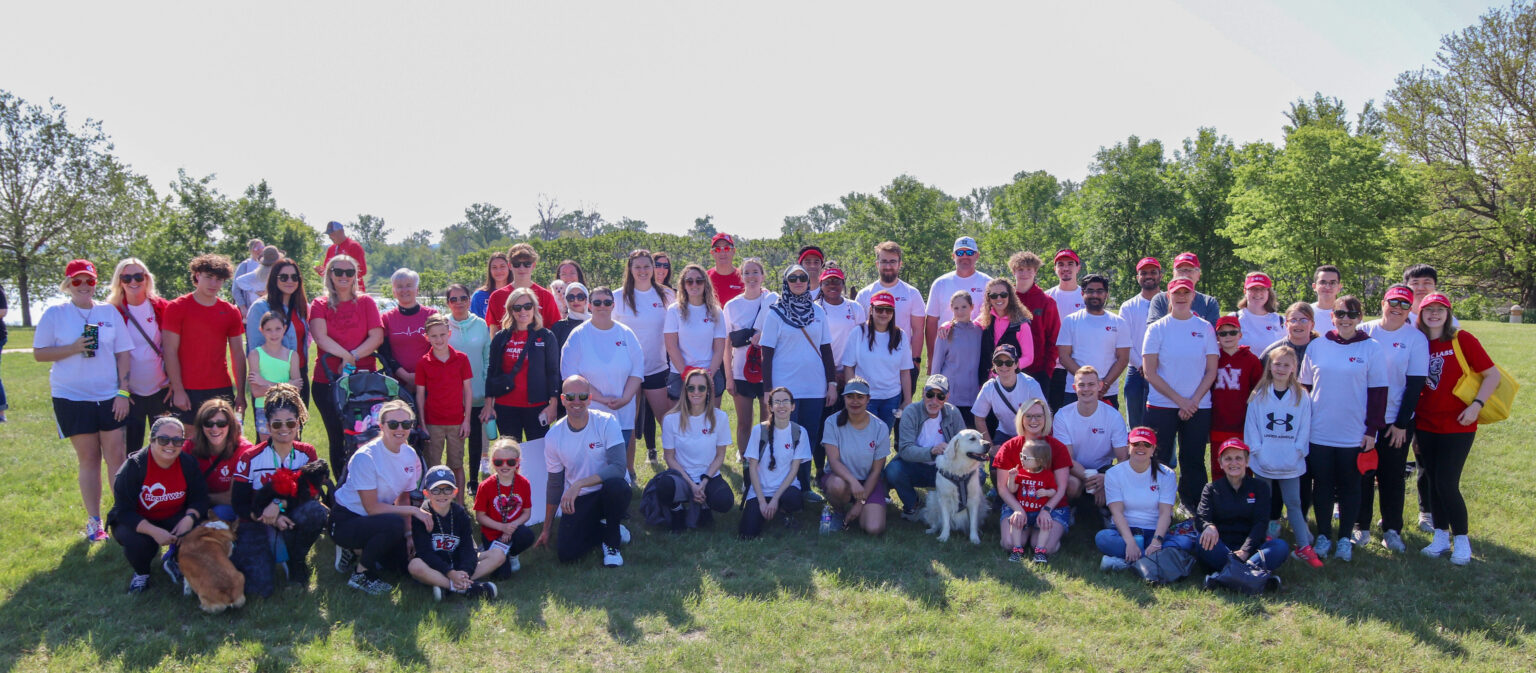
[{"left": 1244, "top": 385, "right": 1312, "bottom": 479}]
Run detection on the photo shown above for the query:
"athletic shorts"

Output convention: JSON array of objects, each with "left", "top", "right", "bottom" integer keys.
[
  {"left": 53, "top": 397, "right": 128, "bottom": 438},
  {"left": 732, "top": 379, "right": 764, "bottom": 399},
  {"left": 641, "top": 371, "right": 668, "bottom": 390}
]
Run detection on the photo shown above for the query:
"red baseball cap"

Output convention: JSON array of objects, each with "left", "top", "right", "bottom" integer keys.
[
  {"left": 798, "top": 247, "right": 824, "bottom": 263},
  {"left": 710, "top": 232, "right": 735, "bottom": 248},
  {"left": 1357, "top": 450, "right": 1378, "bottom": 474},
  {"left": 1384, "top": 286, "right": 1415, "bottom": 304},
  {"left": 1244, "top": 272, "right": 1272, "bottom": 289},
  {"left": 1217, "top": 437, "right": 1250, "bottom": 456},
  {"left": 1215, "top": 315, "right": 1241, "bottom": 331},
  {"left": 1167, "top": 277, "right": 1196, "bottom": 293},
  {"left": 65, "top": 259, "right": 97, "bottom": 280},
  {"left": 681, "top": 365, "right": 711, "bottom": 380},
  {"left": 1173, "top": 252, "right": 1201, "bottom": 269},
  {"left": 1421, "top": 293, "right": 1452, "bottom": 310},
  {"left": 1128, "top": 427, "right": 1157, "bottom": 445},
  {"left": 1135, "top": 257, "right": 1161, "bottom": 271},
  {"left": 819, "top": 267, "right": 845, "bottom": 283},
  {"left": 1054, "top": 249, "right": 1080, "bottom": 264},
  {"left": 869, "top": 291, "right": 896, "bottom": 308}
]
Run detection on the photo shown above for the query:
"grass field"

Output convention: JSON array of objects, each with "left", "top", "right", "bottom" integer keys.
[{"left": 1, "top": 321, "right": 1533, "bottom": 672}]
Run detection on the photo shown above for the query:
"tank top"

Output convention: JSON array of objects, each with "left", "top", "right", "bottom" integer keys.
[{"left": 255, "top": 346, "right": 294, "bottom": 408}]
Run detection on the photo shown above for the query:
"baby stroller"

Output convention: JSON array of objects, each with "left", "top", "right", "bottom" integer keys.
[{"left": 323, "top": 361, "right": 429, "bottom": 491}]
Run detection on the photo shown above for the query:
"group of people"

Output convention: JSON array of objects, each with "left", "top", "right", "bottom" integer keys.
[{"left": 31, "top": 223, "right": 1503, "bottom": 599}]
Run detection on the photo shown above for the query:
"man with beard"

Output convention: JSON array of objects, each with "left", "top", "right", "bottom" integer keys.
[
  {"left": 1144, "top": 252, "right": 1221, "bottom": 325},
  {"left": 856, "top": 241, "right": 925, "bottom": 390},
  {"left": 1118, "top": 257, "right": 1162, "bottom": 427},
  {"left": 1056, "top": 274, "right": 1131, "bottom": 409}
]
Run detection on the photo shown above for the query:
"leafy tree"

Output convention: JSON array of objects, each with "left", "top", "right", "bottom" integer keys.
[
  {"left": 1384, "top": 1, "right": 1536, "bottom": 307},
  {"left": 1164, "top": 128, "right": 1242, "bottom": 302},
  {"left": 985, "top": 169, "right": 1073, "bottom": 265},
  {"left": 689, "top": 215, "right": 717, "bottom": 238},
  {"left": 350, "top": 213, "right": 390, "bottom": 251},
  {"left": 129, "top": 170, "right": 227, "bottom": 297},
  {"left": 841, "top": 175, "right": 961, "bottom": 290},
  {"left": 223, "top": 180, "right": 320, "bottom": 270},
  {"left": 1064, "top": 137, "right": 1180, "bottom": 297},
  {"left": 781, "top": 202, "right": 848, "bottom": 236}
]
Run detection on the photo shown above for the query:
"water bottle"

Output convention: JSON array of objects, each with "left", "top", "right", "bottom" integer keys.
[{"left": 819, "top": 504, "right": 834, "bottom": 534}]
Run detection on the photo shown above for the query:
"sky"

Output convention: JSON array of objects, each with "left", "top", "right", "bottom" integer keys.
[{"left": 0, "top": 0, "right": 1501, "bottom": 242}]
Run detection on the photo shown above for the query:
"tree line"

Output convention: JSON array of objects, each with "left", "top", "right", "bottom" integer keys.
[{"left": 4, "top": 3, "right": 1533, "bottom": 325}]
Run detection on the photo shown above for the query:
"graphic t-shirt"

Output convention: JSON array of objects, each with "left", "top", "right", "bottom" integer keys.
[
  {"left": 1057, "top": 309, "right": 1131, "bottom": 394},
  {"left": 309, "top": 295, "right": 383, "bottom": 384},
  {"left": 1142, "top": 314, "right": 1219, "bottom": 409},
  {"left": 744, "top": 423, "right": 813, "bottom": 499},
  {"left": 1012, "top": 467, "right": 1057, "bottom": 512},
  {"left": 35, "top": 301, "right": 136, "bottom": 401},
  {"left": 614, "top": 285, "right": 675, "bottom": 376},
  {"left": 1105, "top": 461, "right": 1177, "bottom": 529},
  {"left": 926, "top": 270, "right": 993, "bottom": 320},
  {"left": 1361, "top": 320, "right": 1431, "bottom": 422},
  {"left": 707, "top": 268, "right": 745, "bottom": 305},
  {"left": 855, "top": 279, "right": 925, "bottom": 360},
  {"left": 137, "top": 457, "right": 188, "bottom": 523},
  {"left": 474, "top": 473, "right": 532, "bottom": 540},
  {"left": 334, "top": 438, "right": 421, "bottom": 516},
  {"left": 662, "top": 409, "right": 733, "bottom": 481},
  {"left": 818, "top": 299, "right": 868, "bottom": 364},
  {"left": 1052, "top": 401, "right": 1128, "bottom": 471},
  {"left": 545, "top": 409, "right": 625, "bottom": 498},
  {"left": 382, "top": 305, "right": 436, "bottom": 374},
  {"left": 1418, "top": 331, "right": 1494, "bottom": 435},
  {"left": 664, "top": 303, "right": 727, "bottom": 373}
]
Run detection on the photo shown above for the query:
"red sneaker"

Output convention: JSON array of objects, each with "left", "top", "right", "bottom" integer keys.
[{"left": 1292, "top": 545, "right": 1325, "bottom": 568}]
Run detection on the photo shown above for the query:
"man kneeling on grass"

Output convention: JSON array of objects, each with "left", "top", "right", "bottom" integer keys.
[
  {"left": 408, "top": 465, "right": 501, "bottom": 601},
  {"left": 535, "top": 375, "right": 633, "bottom": 567}
]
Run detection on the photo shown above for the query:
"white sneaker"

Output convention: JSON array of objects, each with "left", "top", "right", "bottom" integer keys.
[
  {"left": 1100, "top": 555, "right": 1130, "bottom": 572},
  {"left": 619, "top": 524, "right": 631, "bottom": 545},
  {"left": 433, "top": 586, "right": 443, "bottom": 602},
  {"left": 507, "top": 555, "right": 521, "bottom": 573},
  {"left": 1382, "top": 530, "right": 1406, "bottom": 553},
  {"left": 1418, "top": 512, "right": 1435, "bottom": 533},
  {"left": 1351, "top": 528, "right": 1372, "bottom": 547},
  {"left": 1450, "top": 535, "right": 1472, "bottom": 566},
  {"left": 602, "top": 543, "right": 624, "bottom": 568},
  {"left": 1422, "top": 529, "right": 1451, "bottom": 557}
]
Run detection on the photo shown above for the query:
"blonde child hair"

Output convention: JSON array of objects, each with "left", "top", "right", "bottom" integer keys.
[{"left": 1022, "top": 439, "right": 1054, "bottom": 473}]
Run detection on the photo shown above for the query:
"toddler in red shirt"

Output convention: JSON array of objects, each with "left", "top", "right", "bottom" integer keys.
[
  {"left": 473, "top": 439, "right": 536, "bottom": 578},
  {"left": 1002, "top": 439, "right": 1062, "bottom": 564}
]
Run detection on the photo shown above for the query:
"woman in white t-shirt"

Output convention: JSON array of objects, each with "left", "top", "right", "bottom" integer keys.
[
  {"left": 740, "top": 386, "right": 812, "bottom": 539},
  {"left": 614, "top": 249, "right": 676, "bottom": 464},
  {"left": 1356, "top": 284, "right": 1430, "bottom": 552},
  {"left": 759, "top": 264, "right": 835, "bottom": 501},
  {"left": 105, "top": 258, "right": 171, "bottom": 457},
  {"left": 649, "top": 368, "right": 735, "bottom": 532},
  {"left": 330, "top": 400, "right": 426, "bottom": 595},
  {"left": 723, "top": 258, "right": 777, "bottom": 457},
  {"left": 560, "top": 286, "right": 645, "bottom": 479},
  {"left": 34, "top": 259, "right": 136, "bottom": 543},
  {"left": 1095, "top": 426, "right": 1179, "bottom": 571},
  {"left": 1235, "top": 272, "right": 1284, "bottom": 354},
  {"left": 839, "top": 291, "right": 912, "bottom": 431},
  {"left": 664, "top": 264, "right": 727, "bottom": 405},
  {"left": 1141, "top": 277, "right": 1219, "bottom": 515}
]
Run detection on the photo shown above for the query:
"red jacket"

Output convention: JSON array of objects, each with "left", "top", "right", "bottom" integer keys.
[
  {"left": 1016, "top": 284, "right": 1059, "bottom": 377},
  {"left": 1211, "top": 346, "right": 1263, "bottom": 433}
]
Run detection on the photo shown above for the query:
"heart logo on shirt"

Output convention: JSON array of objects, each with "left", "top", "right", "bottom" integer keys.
[
  {"left": 1349, "top": 357, "right": 1360, "bottom": 363},
  {"left": 588, "top": 442, "right": 601, "bottom": 450},
  {"left": 1149, "top": 485, "right": 1159, "bottom": 492},
  {"left": 139, "top": 482, "right": 183, "bottom": 510},
  {"left": 1091, "top": 428, "right": 1102, "bottom": 434}
]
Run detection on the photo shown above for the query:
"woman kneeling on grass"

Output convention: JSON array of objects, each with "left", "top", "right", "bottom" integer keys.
[
  {"left": 409, "top": 465, "right": 500, "bottom": 601},
  {"left": 330, "top": 400, "right": 426, "bottom": 595},
  {"left": 1193, "top": 438, "right": 1289, "bottom": 572},
  {"left": 109, "top": 416, "right": 210, "bottom": 594},
  {"left": 740, "top": 386, "right": 812, "bottom": 539},
  {"left": 649, "top": 367, "right": 735, "bottom": 532},
  {"left": 818, "top": 378, "right": 891, "bottom": 535},
  {"left": 230, "top": 384, "right": 327, "bottom": 596}
]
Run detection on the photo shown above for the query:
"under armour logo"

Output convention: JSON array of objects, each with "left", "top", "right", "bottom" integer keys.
[{"left": 1265, "top": 413, "right": 1294, "bottom": 432}]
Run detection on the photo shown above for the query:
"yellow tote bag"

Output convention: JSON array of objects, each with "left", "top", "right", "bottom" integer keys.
[{"left": 1451, "top": 334, "right": 1518, "bottom": 424}]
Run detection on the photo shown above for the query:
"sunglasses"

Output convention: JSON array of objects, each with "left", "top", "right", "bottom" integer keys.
[
  {"left": 925, "top": 390, "right": 947, "bottom": 400},
  {"left": 654, "top": 262, "right": 671, "bottom": 269},
  {"left": 71, "top": 277, "right": 97, "bottom": 287},
  {"left": 786, "top": 275, "right": 810, "bottom": 284},
  {"left": 566, "top": 293, "right": 587, "bottom": 302},
  {"left": 873, "top": 306, "right": 895, "bottom": 313},
  {"left": 1216, "top": 330, "right": 1240, "bottom": 337},
  {"left": 993, "top": 359, "right": 1016, "bottom": 368},
  {"left": 152, "top": 435, "right": 185, "bottom": 446},
  {"left": 511, "top": 302, "right": 535, "bottom": 313},
  {"left": 276, "top": 273, "right": 301, "bottom": 283},
  {"left": 987, "top": 292, "right": 1010, "bottom": 300},
  {"left": 428, "top": 485, "right": 455, "bottom": 495},
  {"left": 954, "top": 250, "right": 977, "bottom": 257},
  {"left": 384, "top": 420, "right": 416, "bottom": 430},
  {"left": 711, "top": 246, "right": 733, "bottom": 253},
  {"left": 511, "top": 260, "right": 533, "bottom": 269},
  {"left": 330, "top": 268, "right": 356, "bottom": 277},
  {"left": 119, "top": 273, "right": 146, "bottom": 284},
  {"left": 202, "top": 419, "right": 229, "bottom": 428},
  {"left": 562, "top": 392, "right": 590, "bottom": 401},
  {"left": 685, "top": 384, "right": 709, "bottom": 393},
  {"left": 493, "top": 458, "right": 519, "bottom": 467},
  {"left": 684, "top": 277, "right": 707, "bottom": 286},
  {"left": 269, "top": 419, "right": 299, "bottom": 430},
  {"left": 1386, "top": 299, "right": 1413, "bottom": 310},
  {"left": 447, "top": 295, "right": 469, "bottom": 304},
  {"left": 591, "top": 298, "right": 614, "bottom": 307},
  {"left": 1335, "top": 310, "right": 1362, "bottom": 320}
]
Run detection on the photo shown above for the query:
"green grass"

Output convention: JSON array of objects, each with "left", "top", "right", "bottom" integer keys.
[{"left": 1, "top": 322, "right": 1533, "bottom": 672}]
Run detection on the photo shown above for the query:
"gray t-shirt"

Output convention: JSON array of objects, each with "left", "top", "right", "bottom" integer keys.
[{"left": 821, "top": 414, "right": 891, "bottom": 481}]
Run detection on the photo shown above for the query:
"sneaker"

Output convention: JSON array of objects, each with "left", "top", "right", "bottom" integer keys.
[
  {"left": 619, "top": 524, "right": 631, "bottom": 546},
  {"left": 899, "top": 507, "right": 924, "bottom": 523},
  {"left": 804, "top": 490, "right": 826, "bottom": 504},
  {"left": 1008, "top": 546, "right": 1025, "bottom": 563},
  {"left": 466, "top": 581, "right": 498, "bottom": 600},
  {"left": 1404, "top": 460, "right": 1416, "bottom": 476},
  {"left": 1100, "top": 555, "right": 1130, "bottom": 572},
  {"left": 1450, "top": 535, "right": 1472, "bottom": 566},
  {"left": 1292, "top": 545, "right": 1325, "bottom": 568},
  {"left": 507, "top": 555, "right": 521, "bottom": 573},
  {"left": 647, "top": 447, "right": 657, "bottom": 462},
  {"left": 1382, "top": 530, "right": 1406, "bottom": 553},
  {"left": 1418, "top": 512, "right": 1435, "bottom": 533},
  {"left": 86, "top": 516, "right": 109, "bottom": 543},
  {"left": 602, "top": 543, "right": 624, "bottom": 568},
  {"left": 1335, "top": 539, "right": 1353, "bottom": 562},
  {"left": 347, "top": 572, "right": 392, "bottom": 595},
  {"left": 1267, "top": 520, "right": 1281, "bottom": 539},
  {"left": 1032, "top": 548, "right": 1049, "bottom": 564},
  {"left": 1351, "top": 528, "right": 1372, "bottom": 547},
  {"left": 1313, "top": 535, "right": 1332, "bottom": 558},
  {"left": 127, "top": 573, "right": 150, "bottom": 594},
  {"left": 1421, "top": 529, "right": 1451, "bottom": 557},
  {"left": 433, "top": 586, "right": 444, "bottom": 602},
  {"left": 162, "top": 552, "right": 184, "bottom": 587},
  {"left": 335, "top": 546, "right": 357, "bottom": 575}
]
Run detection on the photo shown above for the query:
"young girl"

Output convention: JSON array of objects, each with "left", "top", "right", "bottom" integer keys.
[
  {"left": 408, "top": 465, "right": 501, "bottom": 601},
  {"left": 1244, "top": 346, "right": 1323, "bottom": 567},
  {"left": 740, "top": 386, "right": 812, "bottom": 539},
  {"left": 246, "top": 311, "right": 300, "bottom": 442},
  {"left": 1002, "top": 439, "right": 1062, "bottom": 564},
  {"left": 473, "top": 438, "right": 535, "bottom": 577},
  {"left": 930, "top": 291, "right": 982, "bottom": 425}
]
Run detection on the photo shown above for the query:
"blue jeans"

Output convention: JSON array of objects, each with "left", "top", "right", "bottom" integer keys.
[
  {"left": 884, "top": 458, "right": 937, "bottom": 513},
  {"left": 1095, "top": 526, "right": 1156, "bottom": 557},
  {"left": 1191, "top": 537, "right": 1289, "bottom": 572},
  {"left": 869, "top": 395, "right": 902, "bottom": 434},
  {"left": 1123, "top": 366, "right": 1147, "bottom": 428}
]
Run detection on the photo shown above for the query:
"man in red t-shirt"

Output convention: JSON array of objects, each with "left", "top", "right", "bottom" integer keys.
[
  {"left": 163, "top": 254, "right": 247, "bottom": 424},
  {"left": 1209, "top": 315, "right": 1263, "bottom": 476},
  {"left": 1009, "top": 251, "right": 1061, "bottom": 387},
  {"left": 485, "top": 243, "right": 561, "bottom": 330},
  {"left": 314, "top": 221, "right": 368, "bottom": 288},
  {"left": 706, "top": 232, "right": 745, "bottom": 305}
]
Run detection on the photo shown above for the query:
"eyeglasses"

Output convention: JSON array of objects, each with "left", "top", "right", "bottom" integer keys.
[
  {"left": 71, "top": 277, "right": 97, "bottom": 287},
  {"left": 786, "top": 275, "right": 809, "bottom": 284},
  {"left": 987, "top": 292, "right": 1010, "bottom": 300},
  {"left": 428, "top": 485, "right": 455, "bottom": 495},
  {"left": 683, "top": 277, "right": 707, "bottom": 286},
  {"left": 562, "top": 392, "right": 590, "bottom": 401},
  {"left": 152, "top": 435, "right": 184, "bottom": 446},
  {"left": 1286, "top": 317, "right": 1312, "bottom": 324},
  {"left": 1335, "top": 310, "right": 1362, "bottom": 320},
  {"left": 1023, "top": 413, "right": 1047, "bottom": 421},
  {"left": 119, "top": 273, "right": 146, "bottom": 284},
  {"left": 202, "top": 419, "right": 229, "bottom": 428},
  {"left": 511, "top": 303, "right": 535, "bottom": 313},
  {"left": 493, "top": 458, "right": 519, "bottom": 467},
  {"left": 269, "top": 420, "right": 299, "bottom": 430},
  {"left": 925, "top": 390, "right": 947, "bottom": 400},
  {"left": 770, "top": 398, "right": 794, "bottom": 407},
  {"left": 447, "top": 295, "right": 469, "bottom": 304},
  {"left": 1386, "top": 299, "right": 1413, "bottom": 310},
  {"left": 384, "top": 419, "right": 416, "bottom": 430},
  {"left": 1216, "top": 330, "right": 1240, "bottom": 337},
  {"left": 330, "top": 268, "right": 356, "bottom": 278},
  {"left": 954, "top": 250, "right": 977, "bottom": 257},
  {"left": 591, "top": 298, "right": 614, "bottom": 307},
  {"left": 685, "top": 384, "right": 708, "bottom": 393},
  {"left": 510, "top": 260, "right": 533, "bottom": 269},
  {"left": 275, "top": 273, "right": 301, "bottom": 283}
]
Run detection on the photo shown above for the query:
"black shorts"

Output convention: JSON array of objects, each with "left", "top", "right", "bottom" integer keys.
[
  {"left": 641, "top": 370, "right": 668, "bottom": 390},
  {"left": 53, "top": 397, "right": 128, "bottom": 438},
  {"left": 732, "top": 379, "right": 764, "bottom": 399}
]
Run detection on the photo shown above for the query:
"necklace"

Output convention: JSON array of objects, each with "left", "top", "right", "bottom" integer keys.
[{"left": 72, "top": 300, "right": 95, "bottom": 324}]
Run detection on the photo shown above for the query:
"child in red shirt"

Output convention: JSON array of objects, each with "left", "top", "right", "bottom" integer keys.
[
  {"left": 1210, "top": 316, "right": 1263, "bottom": 477},
  {"left": 473, "top": 438, "right": 536, "bottom": 578},
  {"left": 416, "top": 315, "right": 473, "bottom": 502},
  {"left": 1002, "top": 439, "right": 1062, "bottom": 564}
]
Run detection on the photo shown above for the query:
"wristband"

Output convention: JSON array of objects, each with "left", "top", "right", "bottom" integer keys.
[
  {"left": 116, "top": 389, "right": 130, "bottom": 399},
  {"left": 1472, "top": 399, "right": 1486, "bottom": 407}
]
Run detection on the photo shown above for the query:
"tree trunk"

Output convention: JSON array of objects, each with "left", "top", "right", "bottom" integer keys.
[{"left": 17, "top": 267, "right": 30, "bottom": 327}]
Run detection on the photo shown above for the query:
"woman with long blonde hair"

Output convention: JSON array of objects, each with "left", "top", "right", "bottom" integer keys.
[{"left": 106, "top": 257, "right": 172, "bottom": 453}]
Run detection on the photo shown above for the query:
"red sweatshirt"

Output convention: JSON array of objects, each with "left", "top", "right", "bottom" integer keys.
[
  {"left": 1016, "top": 284, "right": 1060, "bottom": 377},
  {"left": 1211, "top": 346, "right": 1263, "bottom": 433}
]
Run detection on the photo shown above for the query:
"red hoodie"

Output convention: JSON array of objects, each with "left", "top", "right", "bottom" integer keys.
[
  {"left": 1211, "top": 345, "right": 1263, "bottom": 433},
  {"left": 1016, "top": 284, "right": 1060, "bottom": 377}
]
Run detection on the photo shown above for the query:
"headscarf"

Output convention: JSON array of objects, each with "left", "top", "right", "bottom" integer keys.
[
  {"left": 769, "top": 264, "right": 816, "bottom": 328},
  {"left": 563, "top": 282, "right": 591, "bottom": 321}
]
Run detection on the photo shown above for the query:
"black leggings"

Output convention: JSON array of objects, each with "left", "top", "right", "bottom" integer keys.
[
  {"left": 652, "top": 476, "right": 734, "bottom": 531},
  {"left": 125, "top": 389, "right": 169, "bottom": 453},
  {"left": 1143, "top": 406, "right": 1212, "bottom": 513},
  {"left": 738, "top": 486, "right": 805, "bottom": 539},
  {"left": 329, "top": 506, "right": 408, "bottom": 575},
  {"left": 313, "top": 380, "right": 348, "bottom": 481},
  {"left": 1417, "top": 429, "right": 1475, "bottom": 535},
  {"left": 483, "top": 526, "right": 537, "bottom": 579},
  {"left": 556, "top": 478, "right": 632, "bottom": 563},
  {"left": 1308, "top": 443, "right": 1361, "bottom": 540},
  {"left": 111, "top": 523, "right": 165, "bottom": 575},
  {"left": 495, "top": 404, "right": 549, "bottom": 442},
  {"left": 1359, "top": 426, "right": 1413, "bottom": 533},
  {"left": 468, "top": 405, "right": 485, "bottom": 486}
]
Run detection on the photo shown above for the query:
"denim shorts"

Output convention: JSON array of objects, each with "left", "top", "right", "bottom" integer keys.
[{"left": 1000, "top": 504, "right": 1071, "bottom": 530}]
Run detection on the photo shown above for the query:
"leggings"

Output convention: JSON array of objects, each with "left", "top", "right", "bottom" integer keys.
[
  {"left": 739, "top": 486, "right": 804, "bottom": 539},
  {"left": 556, "top": 477, "right": 632, "bottom": 562},
  {"left": 467, "top": 405, "right": 486, "bottom": 485},
  {"left": 125, "top": 388, "right": 169, "bottom": 453},
  {"left": 1142, "top": 406, "right": 1212, "bottom": 513},
  {"left": 329, "top": 506, "right": 408, "bottom": 575},
  {"left": 651, "top": 476, "right": 734, "bottom": 531},
  {"left": 483, "top": 526, "right": 537, "bottom": 579},
  {"left": 313, "top": 380, "right": 348, "bottom": 481},
  {"left": 1255, "top": 475, "right": 1311, "bottom": 547},
  {"left": 791, "top": 398, "right": 827, "bottom": 491},
  {"left": 1359, "top": 426, "right": 1413, "bottom": 533},
  {"left": 1417, "top": 429, "right": 1475, "bottom": 535},
  {"left": 1307, "top": 443, "right": 1361, "bottom": 540},
  {"left": 111, "top": 524, "right": 165, "bottom": 575},
  {"left": 495, "top": 404, "right": 550, "bottom": 442}
]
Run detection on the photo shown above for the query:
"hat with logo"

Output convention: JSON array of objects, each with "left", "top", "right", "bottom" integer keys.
[
  {"left": 710, "top": 232, "right": 735, "bottom": 248},
  {"left": 1421, "top": 293, "right": 1452, "bottom": 310},
  {"left": 924, "top": 374, "right": 950, "bottom": 393},
  {"left": 953, "top": 236, "right": 978, "bottom": 253},
  {"left": 1173, "top": 252, "right": 1201, "bottom": 269},
  {"left": 819, "top": 267, "right": 845, "bottom": 283},
  {"left": 1215, "top": 315, "right": 1241, "bottom": 331},
  {"left": 1384, "top": 286, "right": 1414, "bottom": 304},
  {"left": 869, "top": 291, "right": 896, "bottom": 308},
  {"left": 992, "top": 343, "right": 1019, "bottom": 362},
  {"left": 423, "top": 465, "right": 457, "bottom": 491},
  {"left": 1136, "top": 257, "right": 1162, "bottom": 271},
  {"left": 1128, "top": 427, "right": 1157, "bottom": 445},
  {"left": 1217, "top": 437, "right": 1250, "bottom": 457},
  {"left": 1167, "top": 277, "right": 1196, "bottom": 293},
  {"left": 65, "top": 259, "right": 97, "bottom": 280},
  {"left": 1244, "top": 272, "right": 1272, "bottom": 289},
  {"left": 1054, "top": 249, "right": 1080, "bottom": 264}
]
